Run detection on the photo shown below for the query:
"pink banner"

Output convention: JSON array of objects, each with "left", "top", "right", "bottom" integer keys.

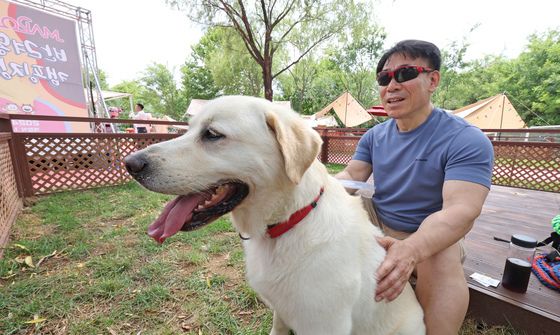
[{"left": 0, "top": 0, "right": 88, "bottom": 132}]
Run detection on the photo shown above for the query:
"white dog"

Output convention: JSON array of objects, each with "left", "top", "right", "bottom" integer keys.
[{"left": 125, "top": 96, "right": 425, "bottom": 335}]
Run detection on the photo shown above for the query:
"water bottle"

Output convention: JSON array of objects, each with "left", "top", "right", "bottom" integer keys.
[{"left": 501, "top": 234, "right": 537, "bottom": 293}]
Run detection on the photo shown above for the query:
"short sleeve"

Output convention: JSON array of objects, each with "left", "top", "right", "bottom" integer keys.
[
  {"left": 445, "top": 127, "right": 494, "bottom": 189},
  {"left": 353, "top": 129, "right": 374, "bottom": 163}
]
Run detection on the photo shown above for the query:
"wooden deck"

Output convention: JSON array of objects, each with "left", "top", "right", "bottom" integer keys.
[{"left": 464, "top": 185, "right": 560, "bottom": 334}]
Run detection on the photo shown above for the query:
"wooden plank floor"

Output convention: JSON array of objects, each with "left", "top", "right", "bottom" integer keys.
[{"left": 464, "top": 185, "right": 560, "bottom": 334}]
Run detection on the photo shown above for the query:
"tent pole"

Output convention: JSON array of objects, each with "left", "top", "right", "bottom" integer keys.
[
  {"left": 344, "top": 91, "right": 348, "bottom": 127},
  {"left": 499, "top": 94, "right": 505, "bottom": 130}
]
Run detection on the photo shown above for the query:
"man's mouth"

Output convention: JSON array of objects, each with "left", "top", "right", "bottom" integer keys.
[
  {"left": 147, "top": 181, "right": 249, "bottom": 243},
  {"left": 387, "top": 97, "right": 405, "bottom": 104}
]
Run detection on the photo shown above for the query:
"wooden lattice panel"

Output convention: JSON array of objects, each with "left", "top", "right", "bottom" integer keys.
[
  {"left": 325, "top": 136, "right": 360, "bottom": 165},
  {"left": 0, "top": 136, "right": 22, "bottom": 256},
  {"left": 21, "top": 134, "right": 178, "bottom": 195},
  {"left": 320, "top": 135, "right": 559, "bottom": 193},
  {"left": 492, "top": 142, "right": 559, "bottom": 192}
]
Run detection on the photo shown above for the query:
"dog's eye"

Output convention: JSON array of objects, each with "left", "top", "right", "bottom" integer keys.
[{"left": 202, "top": 128, "right": 224, "bottom": 141}]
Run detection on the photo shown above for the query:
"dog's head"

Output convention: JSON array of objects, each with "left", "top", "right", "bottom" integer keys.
[{"left": 125, "top": 96, "right": 322, "bottom": 243}]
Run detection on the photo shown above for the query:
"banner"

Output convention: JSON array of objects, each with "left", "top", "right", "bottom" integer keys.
[{"left": 0, "top": 0, "right": 88, "bottom": 132}]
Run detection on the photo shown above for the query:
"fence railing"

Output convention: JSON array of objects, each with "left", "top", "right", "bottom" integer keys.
[
  {"left": 1, "top": 114, "right": 559, "bottom": 255},
  {"left": 318, "top": 130, "right": 560, "bottom": 193},
  {"left": 1, "top": 114, "right": 559, "bottom": 197},
  {"left": 0, "top": 114, "right": 186, "bottom": 197},
  {"left": 0, "top": 132, "right": 22, "bottom": 258}
]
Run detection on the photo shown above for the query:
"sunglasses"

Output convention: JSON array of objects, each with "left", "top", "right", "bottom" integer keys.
[{"left": 376, "top": 65, "right": 435, "bottom": 86}]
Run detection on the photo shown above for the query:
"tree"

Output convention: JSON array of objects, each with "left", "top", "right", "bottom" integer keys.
[
  {"left": 180, "top": 26, "right": 264, "bottom": 109},
  {"left": 140, "top": 63, "right": 186, "bottom": 120},
  {"left": 204, "top": 27, "right": 263, "bottom": 96},
  {"left": 325, "top": 14, "right": 386, "bottom": 108},
  {"left": 168, "top": 0, "right": 364, "bottom": 101},
  {"left": 277, "top": 4, "right": 385, "bottom": 114},
  {"left": 433, "top": 39, "right": 470, "bottom": 109},
  {"left": 506, "top": 30, "right": 560, "bottom": 126},
  {"left": 180, "top": 29, "right": 222, "bottom": 104}
]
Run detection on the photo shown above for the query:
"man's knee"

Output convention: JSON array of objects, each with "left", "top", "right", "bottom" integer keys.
[
  {"left": 415, "top": 243, "right": 469, "bottom": 334},
  {"left": 417, "top": 242, "right": 467, "bottom": 290}
]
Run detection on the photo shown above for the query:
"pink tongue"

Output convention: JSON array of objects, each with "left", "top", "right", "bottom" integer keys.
[{"left": 148, "top": 194, "right": 206, "bottom": 244}]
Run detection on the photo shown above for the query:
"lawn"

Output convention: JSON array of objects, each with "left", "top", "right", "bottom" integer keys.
[{"left": 0, "top": 180, "right": 521, "bottom": 334}]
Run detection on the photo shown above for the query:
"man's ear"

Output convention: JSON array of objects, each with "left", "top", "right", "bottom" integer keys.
[
  {"left": 428, "top": 70, "right": 441, "bottom": 93},
  {"left": 265, "top": 110, "right": 323, "bottom": 184}
]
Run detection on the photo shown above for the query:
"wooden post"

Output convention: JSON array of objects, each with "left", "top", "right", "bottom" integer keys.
[{"left": 321, "top": 135, "right": 329, "bottom": 164}]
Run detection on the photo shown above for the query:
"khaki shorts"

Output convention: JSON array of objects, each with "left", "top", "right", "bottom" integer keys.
[{"left": 360, "top": 195, "right": 466, "bottom": 263}]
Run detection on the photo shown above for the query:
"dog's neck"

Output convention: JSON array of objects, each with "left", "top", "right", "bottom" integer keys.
[{"left": 231, "top": 161, "right": 328, "bottom": 238}]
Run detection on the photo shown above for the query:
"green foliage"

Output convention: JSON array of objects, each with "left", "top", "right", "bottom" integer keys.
[
  {"left": 140, "top": 63, "right": 187, "bottom": 120},
  {"left": 180, "top": 25, "right": 278, "bottom": 108},
  {"left": 506, "top": 30, "right": 560, "bottom": 125},
  {"left": 168, "top": 0, "right": 376, "bottom": 100},
  {"left": 276, "top": 2, "right": 386, "bottom": 115}
]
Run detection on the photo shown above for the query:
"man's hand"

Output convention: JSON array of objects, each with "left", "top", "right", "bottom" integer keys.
[{"left": 375, "top": 236, "right": 418, "bottom": 302}]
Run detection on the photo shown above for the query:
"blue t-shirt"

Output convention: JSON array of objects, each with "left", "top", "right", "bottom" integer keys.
[{"left": 353, "top": 108, "right": 494, "bottom": 232}]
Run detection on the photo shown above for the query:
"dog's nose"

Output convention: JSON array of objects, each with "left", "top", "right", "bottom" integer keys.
[{"left": 125, "top": 153, "right": 148, "bottom": 176}]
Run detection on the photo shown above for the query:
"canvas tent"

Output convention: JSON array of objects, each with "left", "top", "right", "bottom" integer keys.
[
  {"left": 452, "top": 94, "right": 526, "bottom": 129},
  {"left": 315, "top": 92, "right": 372, "bottom": 127}
]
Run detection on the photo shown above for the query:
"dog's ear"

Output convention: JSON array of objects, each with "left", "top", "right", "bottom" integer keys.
[{"left": 265, "top": 110, "right": 323, "bottom": 184}]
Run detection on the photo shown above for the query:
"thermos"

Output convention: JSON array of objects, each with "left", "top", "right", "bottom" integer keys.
[{"left": 501, "top": 234, "right": 537, "bottom": 293}]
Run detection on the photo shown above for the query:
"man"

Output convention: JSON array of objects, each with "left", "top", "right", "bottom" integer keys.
[
  {"left": 132, "top": 103, "right": 152, "bottom": 133},
  {"left": 336, "top": 40, "right": 494, "bottom": 334}
]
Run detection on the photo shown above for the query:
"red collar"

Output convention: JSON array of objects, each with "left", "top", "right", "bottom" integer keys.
[{"left": 267, "top": 187, "right": 324, "bottom": 238}]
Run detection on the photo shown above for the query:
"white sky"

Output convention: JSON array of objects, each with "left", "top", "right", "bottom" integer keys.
[{"left": 67, "top": 0, "right": 560, "bottom": 86}]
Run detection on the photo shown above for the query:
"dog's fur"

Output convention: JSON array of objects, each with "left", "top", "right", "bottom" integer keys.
[{"left": 126, "top": 96, "right": 425, "bottom": 334}]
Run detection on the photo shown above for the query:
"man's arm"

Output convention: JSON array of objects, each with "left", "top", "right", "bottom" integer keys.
[
  {"left": 335, "top": 160, "right": 373, "bottom": 194},
  {"left": 375, "top": 180, "right": 489, "bottom": 301}
]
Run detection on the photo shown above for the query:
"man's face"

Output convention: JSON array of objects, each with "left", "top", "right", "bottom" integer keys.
[
  {"left": 135, "top": 105, "right": 141, "bottom": 112},
  {"left": 378, "top": 53, "right": 439, "bottom": 120}
]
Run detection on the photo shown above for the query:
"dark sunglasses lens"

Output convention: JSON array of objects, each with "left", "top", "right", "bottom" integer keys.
[
  {"left": 377, "top": 72, "right": 391, "bottom": 86},
  {"left": 395, "top": 67, "right": 420, "bottom": 83}
]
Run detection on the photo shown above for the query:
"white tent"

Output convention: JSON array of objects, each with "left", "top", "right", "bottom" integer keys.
[
  {"left": 301, "top": 114, "right": 339, "bottom": 127},
  {"left": 85, "top": 89, "right": 134, "bottom": 117}
]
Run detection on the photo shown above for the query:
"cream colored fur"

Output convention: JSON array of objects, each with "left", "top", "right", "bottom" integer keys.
[{"left": 133, "top": 96, "right": 425, "bottom": 335}]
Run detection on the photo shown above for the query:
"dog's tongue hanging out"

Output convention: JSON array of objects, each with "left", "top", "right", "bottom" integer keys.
[{"left": 148, "top": 194, "right": 206, "bottom": 244}]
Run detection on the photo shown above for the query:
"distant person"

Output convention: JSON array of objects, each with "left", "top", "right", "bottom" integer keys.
[
  {"left": 132, "top": 103, "right": 152, "bottom": 133},
  {"left": 105, "top": 106, "right": 121, "bottom": 133}
]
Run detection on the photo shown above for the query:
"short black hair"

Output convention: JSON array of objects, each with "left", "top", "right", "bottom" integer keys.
[
  {"left": 376, "top": 40, "right": 441, "bottom": 74},
  {"left": 136, "top": 103, "right": 144, "bottom": 110}
]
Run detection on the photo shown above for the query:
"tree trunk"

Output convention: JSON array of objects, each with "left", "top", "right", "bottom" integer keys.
[{"left": 263, "top": 58, "right": 273, "bottom": 101}]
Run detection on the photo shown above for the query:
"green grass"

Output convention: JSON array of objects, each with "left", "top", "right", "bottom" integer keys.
[{"left": 0, "top": 182, "right": 521, "bottom": 334}]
